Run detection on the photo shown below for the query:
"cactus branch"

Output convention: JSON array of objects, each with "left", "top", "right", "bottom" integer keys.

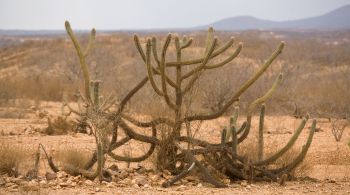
[
  {"left": 65, "top": 21, "right": 93, "bottom": 103},
  {"left": 258, "top": 104, "right": 266, "bottom": 161}
]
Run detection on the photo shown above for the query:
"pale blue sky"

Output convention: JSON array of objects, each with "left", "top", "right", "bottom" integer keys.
[{"left": 0, "top": 0, "right": 349, "bottom": 30}]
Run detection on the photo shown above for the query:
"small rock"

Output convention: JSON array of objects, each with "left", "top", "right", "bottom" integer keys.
[
  {"left": 149, "top": 174, "right": 160, "bottom": 182},
  {"left": 186, "top": 176, "right": 197, "bottom": 182},
  {"left": 109, "top": 164, "right": 119, "bottom": 171},
  {"left": 118, "top": 170, "right": 129, "bottom": 179},
  {"left": 7, "top": 184, "right": 18, "bottom": 190},
  {"left": 176, "top": 185, "right": 187, "bottom": 191},
  {"left": 0, "top": 178, "right": 5, "bottom": 186},
  {"left": 107, "top": 182, "right": 115, "bottom": 188},
  {"left": 240, "top": 180, "right": 248, "bottom": 187},
  {"left": 71, "top": 182, "right": 77, "bottom": 187},
  {"left": 95, "top": 187, "right": 100, "bottom": 192},
  {"left": 93, "top": 177, "right": 100, "bottom": 183},
  {"left": 59, "top": 182, "right": 69, "bottom": 187},
  {"left": 132, "top": 183, "right": 140, "bottom": 188},
  {"left": 134, "top": 175, "right": 148, "bottom": 186},
  {"left": 57, "top": 171, "right": 68, "bottom": 179},
  {"left": 84, "top": 180, "right": 94, "bottom": 186},
  {"left": 222, "top": 178, "right": 231, "bottom": 185},
  {"left": 329, "top": 179, "right": 336, "bottom": 183},
  {"left": 8, "top": 188, "right": 18, "bottom": 192},
  {"left": 45, "top": 172, "right": 57, "bottom": 181},
  {"left": 135, "top": 164, "right": 146, "bottom": 174},
  {"left": 48, "top": 181, "right": 57, "bottom": 187},
  {"left": 72, "top": 175, "right": 81, "bottom": 182},
  {"left": 197, "top": 183, "right": 203, "bottom": 187},
  {"left": 11, "top": 177, "right": 23, "bottom": 184},
  {"left": 126, "top": 167, "right": 134, "bottom": 173}
]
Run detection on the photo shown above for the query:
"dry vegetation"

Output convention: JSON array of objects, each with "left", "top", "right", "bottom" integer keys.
[
  {"left": 0, "top": 26, "right": 349, "bottom": 194},
  {"left": 0, "top": 30, "right": 349, "bottom": 117}
]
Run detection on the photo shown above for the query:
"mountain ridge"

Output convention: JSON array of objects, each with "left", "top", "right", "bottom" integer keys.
[{"left": 198, "top": 4, "right": 350, "bottom": 31}]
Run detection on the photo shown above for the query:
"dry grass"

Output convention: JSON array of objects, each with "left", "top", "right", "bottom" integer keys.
[
  {"left": 43, "top": 116, "right": 74, "bottom": 135},
  {"left": 0, "top": 30, "right": 349, "bottom": 118},
  {"left": 239, "top": 139, "right": 312, "bottom": 178},
  {"left": 0, "top": 142, "right": 27, "bottom": 176},
  {"left": 55, "top": 147, "right": 91, "bottom": 176}
]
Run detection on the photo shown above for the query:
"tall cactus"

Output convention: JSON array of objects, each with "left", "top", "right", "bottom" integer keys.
[
  {"left": 129, "top": 27, "right": 315, "bottom": 187},
  {"left": 54, "top": 22, "right": 316, "bottom": 187}
]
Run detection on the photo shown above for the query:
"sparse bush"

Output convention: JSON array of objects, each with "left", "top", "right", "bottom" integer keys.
[
  {"left": 44, "top": 116, "right": 74, "bottom": 135},
  {"left": 331, "top": 119, "right": 347, "bottom": 142},
  {"left": 56, "top": 147, "right": 91, "bottom": 176},
  {"left": 0, "top": 142, "right": 26, "bottom": 176}
]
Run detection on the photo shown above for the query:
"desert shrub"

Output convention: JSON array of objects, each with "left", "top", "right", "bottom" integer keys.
[
  {"left": 56, "top": 147, "right": 91, "bottom": 176},
  {"left": 43, "top": 116, "right": 74, "bottom": 135},
  {"left": 0, "top": 142, "right": 26, "bottom": 176}
]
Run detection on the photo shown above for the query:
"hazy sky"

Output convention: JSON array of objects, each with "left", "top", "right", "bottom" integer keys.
[{"left": 0, "top": 0, "right": 349, "bottom": 30}]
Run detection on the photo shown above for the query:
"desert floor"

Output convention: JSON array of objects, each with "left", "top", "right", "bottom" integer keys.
[{"left": 0, "top": 102, "right": 349, "bottom": 194}]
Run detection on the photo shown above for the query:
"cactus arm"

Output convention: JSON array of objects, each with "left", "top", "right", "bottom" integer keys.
[
  {"left": 151, "top": 37, "right": 177, "bottom": 88},
  {"left": 119, "top": 119, "right": 159, "bottom": 144},
  {"left": 122, "top": 113, "right": 175, "bottom": 127},
  {"left": 65, "top": 21, "right": 93, "bottom": 103},
  {"left": 151, "top": 37, "right": 161, "bottom": 67},
  {"left": 225, "top": 106, "right": 239, "bottom": 142},
  {"left": 181, "top": 38, "right": 219, "bottom": 80},
  {"left": 145, "top": 39, "right": 165, "bottom": 96},
  {"left": 133, "top": 34, "right": 146, "bottom": 62},
  {"left": 166, "top": 37, "right": 234, "bottom": 67},
  {"left": 247, "top": 73, "right": 283, "bottom": 115},
  {"left": 238, "top": 74, "right": 283, "bottom": 143},
  {"left": 253, "top": 115, "right": 309, "bottom": 166},
  {"left": 180, "top": 38, "right": 193, "bottom": 49},
  {"left": 270, "top": 120, "right": 316, "bottom": 174},
  {"left": 204, "top": 42, "right": 242, "bottom": 70},
  {"left": 67, "top": 142, "right": 103, "bottom": 179},
  {"left": 181, "top": 38, "right": 217, "bottom": 94},
  {"left": 108, "top": 125, "right": 156, "bottom": 162},
  {"left": 185, "top": 42, "right": 284, "bottom": 122},
  {"left": 221, "top": 128, "right": 227, "bottom": 145},
  {"left": 92, "top": 80, "right": 101, "bottom": 107},
  {"left": 134, "top": 34, "right": 177, "bottom": 89},
  {"left": 83, "top": 28, "right": 96, "bottom": 57},
  {"left": 236, "top": 121, "right": 247, "bottom": 135},
  {"left": 258, "top": 104, "right": 266, "bottom": 161},
  {"left": 231, "top": 126, "right": 237, "bottom": 155},
  {"left": 114, "top": 76, "right": 148, "bottom": 116},
  {"left": 235, "top": 42, "right": 285, "bottom": 100},
  {"left": 159, "top": 34, "right": 176, "bottom": 110},
  {"left": 174, "top": 36, "right": 183, "bottom": 111},
  {"left": 205, "top": 27, "right": 214, "bottom": 53}
]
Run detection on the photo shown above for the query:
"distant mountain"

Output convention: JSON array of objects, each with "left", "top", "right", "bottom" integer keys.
[{"left": 199, "top": 5, "right": 350, "bottom": 31}]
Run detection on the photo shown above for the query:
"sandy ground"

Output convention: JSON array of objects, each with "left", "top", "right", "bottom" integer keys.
[{"left": 0, "top": 102, "right": 349, "bottom": 194}]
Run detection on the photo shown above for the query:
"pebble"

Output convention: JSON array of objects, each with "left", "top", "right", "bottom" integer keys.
[
  {"left": 46, "top": 172, "right": 57, "bottom": 181},
  {"left": 84, "top": 180, "right": 94, "bottom": 186}
]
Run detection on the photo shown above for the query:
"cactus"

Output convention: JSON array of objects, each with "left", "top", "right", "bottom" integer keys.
[
  {"left": 53, "top": 22, "right": 316, "bottom": 186},
  {"left": 131, "top": 27, "right": 315, "bottom": 187},
  {"left": 49, "top": 21, "right": 157, "bottom": 181}
]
